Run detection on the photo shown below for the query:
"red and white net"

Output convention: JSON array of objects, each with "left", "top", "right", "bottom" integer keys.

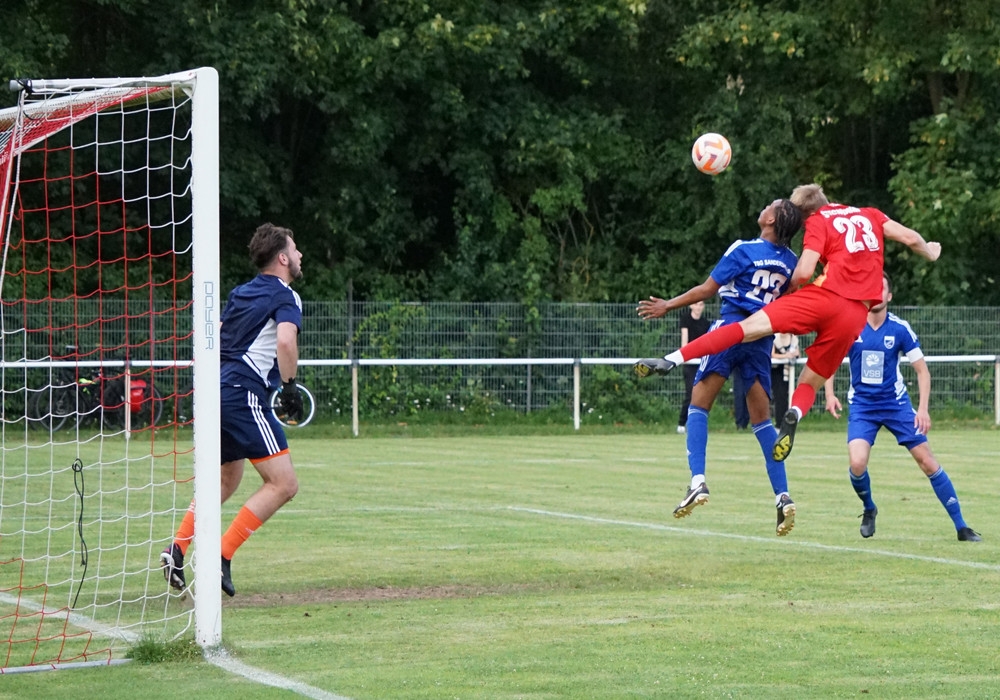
[{"left": 0, "top": 79, "right": 197, "bottom": 672}]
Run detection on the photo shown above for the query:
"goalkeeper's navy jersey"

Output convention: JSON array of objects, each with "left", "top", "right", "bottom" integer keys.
[
  {"left": 710, "top": 238, "right": 798, "bottom": 320},
  {"left": 846, "top": 312, "right": 923, "bottom": 409},
  {"left": 219, "top": 273, "right": 302, "bottom": 393}
]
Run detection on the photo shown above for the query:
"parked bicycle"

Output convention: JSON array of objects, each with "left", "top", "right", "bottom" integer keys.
[{"left": 28, "top": 346, "right": 163, "bottom": 432}]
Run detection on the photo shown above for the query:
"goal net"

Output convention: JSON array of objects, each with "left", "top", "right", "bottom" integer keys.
[{"left": 0, "top": 68, "right": 220, "bottom": 672}]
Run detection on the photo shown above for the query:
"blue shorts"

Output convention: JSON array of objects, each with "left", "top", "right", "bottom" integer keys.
[
  {"left": 847, "top": 402, "right": 928, "bottom": 451},
  {"left": 220, "top": 384, "right": 289, "bottom": 463},
  {"left": 694, "top": 319, "right": 774, "bottom": 396}
]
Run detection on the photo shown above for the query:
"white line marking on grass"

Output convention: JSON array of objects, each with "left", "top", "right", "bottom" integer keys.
[
  {"left": 508, "top": 506, "right": 1000, "bottom": 571},
  {"left": 205, "top": 648, "right": 352, "bottom": 700},
  {"left": 0, "top": 591, "right": 351, "bottom": 698}
]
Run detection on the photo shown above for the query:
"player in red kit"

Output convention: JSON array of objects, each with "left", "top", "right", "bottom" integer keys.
[{"left": 635, "top": 184, "right": 941, "bottom": 462}]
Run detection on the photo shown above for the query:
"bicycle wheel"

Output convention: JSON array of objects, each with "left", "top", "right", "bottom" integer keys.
[
  {"left": 29, "top": 386, "right": 78, "bottom": 433},
  {"left": 268, "top": 383, "right": 316, "bottom": 428}
]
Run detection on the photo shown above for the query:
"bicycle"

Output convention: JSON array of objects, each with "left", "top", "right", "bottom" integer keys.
[
  {"left": 28, "top": 346, "right": 164, "bottom": 432},
  {"left": 175, "top": 379, "right": 316, "bottom": 428}
]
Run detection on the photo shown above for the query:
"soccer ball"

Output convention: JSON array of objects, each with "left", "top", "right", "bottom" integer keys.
[{"left": 691, "top": 133, "right": 732, "bottom": 176}]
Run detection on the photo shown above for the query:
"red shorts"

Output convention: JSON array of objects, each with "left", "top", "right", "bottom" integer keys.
[{"left": 762, "top": 285, "right": 869, "bottom": 379}]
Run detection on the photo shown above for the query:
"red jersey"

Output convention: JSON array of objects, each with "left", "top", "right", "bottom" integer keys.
[{"left": 803, "top": 203, "right": 890, "bottom": 305}]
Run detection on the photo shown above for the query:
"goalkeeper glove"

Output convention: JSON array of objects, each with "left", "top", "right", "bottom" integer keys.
[{"left": 278, "top": 378, "right": 304, "bottom": 422}]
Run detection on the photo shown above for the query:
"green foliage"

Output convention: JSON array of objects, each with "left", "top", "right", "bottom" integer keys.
[
  {"left": 1, "top": 1, "right": 999, "bottom": 304},
  {"left": 889, "top": 108, "right": 1000, "bottom": 304}
]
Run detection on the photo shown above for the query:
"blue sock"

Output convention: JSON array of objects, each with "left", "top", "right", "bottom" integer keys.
[
  {"left": 850, "top": 470, "right": 876, "bottom": 511},
  {"left": 928, "top": 467, "right": 967, "bottom": 530},
  {"left": 752, "top": 420, "right": 787, "bottom": 495},
  {"left": 686, "top": 406, "right": 710, "bottom": 478}
]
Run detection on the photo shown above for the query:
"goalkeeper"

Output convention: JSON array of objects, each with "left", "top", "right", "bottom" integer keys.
[{"left": 162, "top": 223, "right": 306, "bottom": 597}]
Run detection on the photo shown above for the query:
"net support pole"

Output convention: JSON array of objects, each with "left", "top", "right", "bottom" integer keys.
[
  {"left": 189, "top": 67, "right": 222, "bottom": 648},
  {"left": 124, "top": 365, "right": 132, "bottom": 440}
]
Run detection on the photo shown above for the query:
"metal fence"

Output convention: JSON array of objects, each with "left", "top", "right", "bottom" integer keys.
[
  {"left": 3, "top": 300, "right": 998, "bottom": 428},
  {"left": 293, "top": 301, "right": 999, "bottom": 428}
]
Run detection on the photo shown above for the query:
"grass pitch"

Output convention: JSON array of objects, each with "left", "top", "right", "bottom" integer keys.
[{"left": 5, "top": 427, "right": 1000, "bottom": 699}]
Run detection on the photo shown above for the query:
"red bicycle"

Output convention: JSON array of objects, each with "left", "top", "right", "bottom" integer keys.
[{"left": 28, "top": 346, "right": 163, "bottom": 432}]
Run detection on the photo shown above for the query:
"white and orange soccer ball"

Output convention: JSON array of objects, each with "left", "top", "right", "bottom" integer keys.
[{"left": 691, "top": 132, "right": 732, "bottom": 176}]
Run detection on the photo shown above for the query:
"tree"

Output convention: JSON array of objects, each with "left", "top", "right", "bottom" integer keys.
[
  {"left": 664, "top": 0, "right": 1000, "bottom": 304},
  {"left": 0, "top": 0, "right": 997, "bottom": 304}
]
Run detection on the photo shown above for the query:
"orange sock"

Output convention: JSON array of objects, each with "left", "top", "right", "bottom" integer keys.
[
  {"left": 173, "top": 503, "right": 196, "bottom": 556},
  {"left": 221, "top": 506, "right": 264, "bottom": 560}
]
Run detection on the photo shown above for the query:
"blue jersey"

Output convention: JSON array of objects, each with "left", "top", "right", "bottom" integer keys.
[
  {"left": 219, "top": 274, "right": 303, "bottom": 393},
  {"left": 846, "top": 312, "right": 924, "bottom": 410},
  {"left": 711, "top": 238, "right": 798, "bottom": 320},
  {"left": 693, "top": 237, "right": 797, "bottom": 391}
]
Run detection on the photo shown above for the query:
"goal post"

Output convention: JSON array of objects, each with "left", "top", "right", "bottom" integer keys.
[
  {"left": 0, "top": 67, "right": 221, "bottom": 672},
  {"left": 188, "top": 67, "right": 223, "bottom": 650}
]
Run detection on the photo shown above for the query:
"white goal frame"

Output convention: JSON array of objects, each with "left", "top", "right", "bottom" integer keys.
[{"left": 0, "top": 67, "right": 221, "bottom": 667}]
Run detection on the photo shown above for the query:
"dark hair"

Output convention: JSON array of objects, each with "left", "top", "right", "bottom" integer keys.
[
  {"left": 773, "top": 199, "right": 803, "bottom": 247},
  {"left": 248, "top": 223, "right": 294, "bottom": 269},
  {"left": 882, "top": 269, "right": 892, "bottom": 294}
]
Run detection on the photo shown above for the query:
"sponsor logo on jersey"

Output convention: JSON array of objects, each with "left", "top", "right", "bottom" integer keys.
[{"left": 862, "top": 351, "right": 884, "bottom": 384}]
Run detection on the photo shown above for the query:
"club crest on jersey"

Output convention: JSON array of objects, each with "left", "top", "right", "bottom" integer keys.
[{"left": 883, "top": 336, "right": 895, "bottom": 350}]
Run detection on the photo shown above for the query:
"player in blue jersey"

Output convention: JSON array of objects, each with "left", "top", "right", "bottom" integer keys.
[
  {"left": 162, "top": 223, "right": 307, "bottom": 596},
  {"left": 637, "top": 198, "right": 802, "bottom": 534},
  {"left": 823, "top": 272, "right": 981, "bottom": 542}
]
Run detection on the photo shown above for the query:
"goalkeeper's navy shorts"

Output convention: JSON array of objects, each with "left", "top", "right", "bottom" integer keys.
[{"left": 220, "top": 383, "right": 289, "bottom": 464}]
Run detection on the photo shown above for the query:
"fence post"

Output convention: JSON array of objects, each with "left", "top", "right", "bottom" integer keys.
[
  {"left": 787, "top": 359, "right": 796, "bottom": 406},
  {"left": 573, "top": 358, "right": 581, "bottom": 431},
  {"left": 995, "top": 358, "right": 999, "bottom": 426},
  {"left": 352, "top": 359, "right": 360, "bottom": 437},
  {"left": 525, "top": 348, "right": 532, "bottom": 414}
]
